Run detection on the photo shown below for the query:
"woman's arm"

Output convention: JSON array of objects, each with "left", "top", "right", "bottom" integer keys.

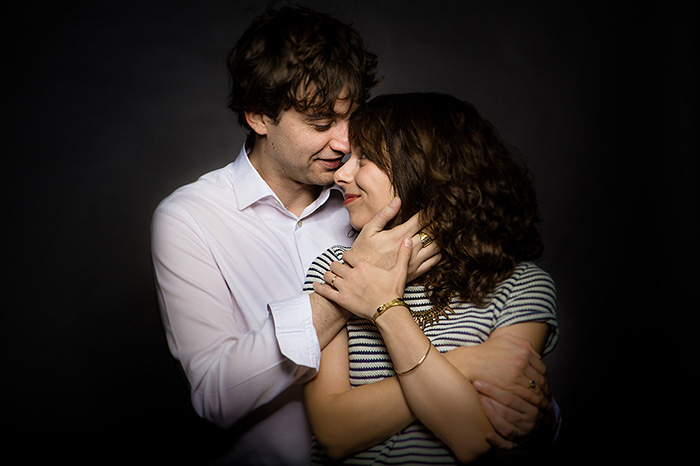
[
  {"left": 305, "top": 324, "right": 552, "bottom": 461},
  {"left": 373, "top": 305, "right": 494, "bottom": 463},
  {"left": 310, "top": 242, "right": 555, "bottom": 460},
  {"left": 313, "top": 240, "right": 494, "bottom": 462},
  {"left": 304, "top": 327, "right": 416, "bottom": 459}
]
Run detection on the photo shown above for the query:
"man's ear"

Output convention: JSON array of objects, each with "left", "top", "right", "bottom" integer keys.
[{"left": 244, "top": 111, "right": 269, "bottom": 136}]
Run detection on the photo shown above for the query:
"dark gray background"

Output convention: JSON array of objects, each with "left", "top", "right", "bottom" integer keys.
[{"left": 6, "top": 0, "right": 696, "bottom": 463}]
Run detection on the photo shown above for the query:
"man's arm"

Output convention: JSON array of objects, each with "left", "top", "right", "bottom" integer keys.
[
  {"left": 446, "top": 327, "right": 558, "bottom": 449},
  {"left": 469, "top": 265, "right": 560, "bottom": 450},
  {"left": 309, "top": 292, "right": 351, "bottom": 350},
  {"left": 152, "top": 205, "right": 306, "bottom": 428}
]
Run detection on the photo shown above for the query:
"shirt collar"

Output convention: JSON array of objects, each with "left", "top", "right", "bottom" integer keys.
[
  {"left": 230, "top": 145, "right": 344, "bottom": 215},
  {"left": 231, "top": 145, "right": 277, "bottom": 210}
]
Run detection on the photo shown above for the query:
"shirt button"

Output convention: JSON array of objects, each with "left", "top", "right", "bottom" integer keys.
[{"left": 297, "top": 220, "right": 303, "bottom": 228}]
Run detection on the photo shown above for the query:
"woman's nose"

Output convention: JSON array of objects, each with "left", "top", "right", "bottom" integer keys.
[{"left": 334, "top": 153, "right": 358, "bottom": 185}]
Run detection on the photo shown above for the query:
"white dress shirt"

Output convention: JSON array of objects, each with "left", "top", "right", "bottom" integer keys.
[{"left": 151, "top": 146, "right": 353, "bottom": 464}]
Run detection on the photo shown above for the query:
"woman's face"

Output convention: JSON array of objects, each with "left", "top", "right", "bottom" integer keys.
[{"left": 334, "top": 149, "right": 395, "bottom": 230}]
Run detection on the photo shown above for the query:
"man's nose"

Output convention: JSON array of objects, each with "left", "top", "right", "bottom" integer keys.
[{"left": 328, "top": 119, "right": 350, "bottom": 155}]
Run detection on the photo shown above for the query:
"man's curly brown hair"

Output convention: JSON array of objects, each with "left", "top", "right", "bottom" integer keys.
[
  {"left": 349, "top": 93, "right": 544, "bottom": 308},
  {"left": 226, "top": 6, "right": 379, "bottom": 148}
]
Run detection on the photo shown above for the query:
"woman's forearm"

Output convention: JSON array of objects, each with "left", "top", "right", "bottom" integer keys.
[
  {"left": 307, "top": 376, "right": 415, "bottom": 458},
  {"left": 305, "top": 329, "right": 416, "bottom": 459},
  {"left": 376, "top": 307, "right": 493, "bottom": 463}
]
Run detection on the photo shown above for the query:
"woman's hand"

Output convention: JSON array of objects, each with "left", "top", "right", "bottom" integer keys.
[
  {"left": 349, "top": 198, "right": 441, "bottom": 284},
  {"left": 313, "top": 238, "right": 413, "bottom": 320}
]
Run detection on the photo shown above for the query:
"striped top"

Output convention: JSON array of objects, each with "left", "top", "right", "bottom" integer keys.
[{"left": 304, "top": 245, "right": 558, "bottom": 465}]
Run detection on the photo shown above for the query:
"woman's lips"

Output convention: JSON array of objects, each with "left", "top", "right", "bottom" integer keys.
[{"left": 343, "top": 194, "right": 359, "bottom": 206}]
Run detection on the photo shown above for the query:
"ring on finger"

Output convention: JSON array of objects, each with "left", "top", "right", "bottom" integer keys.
[
  {"left": 419, "top": 232, "right": 433, "bottom": 248},
  {"left": 330, "top": 274, "right": 338, "bottom": 289},
  {"left": 527, "top": 379, "right": 536, "bottom": 389}
]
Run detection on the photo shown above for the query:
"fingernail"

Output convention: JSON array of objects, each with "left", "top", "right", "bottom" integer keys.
[
  {"left": 473, "top": 380, "right": 484, "bottom": 389},
  {"left": 390, "top": 197, "right": 399, "bottom": 207}
]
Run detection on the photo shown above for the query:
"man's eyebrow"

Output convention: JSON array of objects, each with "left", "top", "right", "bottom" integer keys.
[{"left": 304, "top": 111, "right": 337, "bottom": 121}]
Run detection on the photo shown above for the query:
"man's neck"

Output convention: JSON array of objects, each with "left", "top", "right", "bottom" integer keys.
[
  {"left": 248, "top": 148, "right": 322, "bottom": 218},
  {"left": 268, "top": 178, "right": 322, "bottom": 218}
]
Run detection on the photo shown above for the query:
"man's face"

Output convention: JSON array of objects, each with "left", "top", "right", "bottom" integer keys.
[{"left": 257, "top": 96, "right": 353, "bottom": 188}]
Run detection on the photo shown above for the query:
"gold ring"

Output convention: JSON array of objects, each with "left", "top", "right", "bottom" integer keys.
[
  {"left": 528, "top": 380, "right": 536, "bottom": 389},
  {"left": 419, "top": 232, "right": 433, "bottom": 248},
  {"left": 330, "top": 274, "right": 337, "bottom": 289},
  {"left": 513, "top": 426, "right": 520, "bottom": 438}
]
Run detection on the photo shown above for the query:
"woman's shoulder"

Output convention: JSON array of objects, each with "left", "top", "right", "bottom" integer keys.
[
  {"left": 495, "top": 262, "right": 559, "bottom": 354},
  {"left": 303, "top": 245, "right": 351, "bottom": 292},
  {"left": 489, "top": 262, "right": 557, "bottom": 309},
  {"left": 315, "top": 245, "right": 351, "bottom": 265},
  {"left": 508, "top": 262, "right": 556, "bottom": 291}
]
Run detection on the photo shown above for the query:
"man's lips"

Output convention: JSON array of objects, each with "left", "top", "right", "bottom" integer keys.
[
  {"left": 343, "top": 194, "right": 359, "bottom": 206},
  {"left": 319, "top": 157, "right": 343, "bottom": 170}
]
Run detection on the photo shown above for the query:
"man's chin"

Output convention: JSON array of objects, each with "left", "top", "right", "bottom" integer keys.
[{"left": 309, "top": 172, "right": 337, "bottom": 187}]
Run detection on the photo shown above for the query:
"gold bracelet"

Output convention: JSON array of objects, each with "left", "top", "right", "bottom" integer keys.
[
  {"left": 372, "top": 298, "right": 407, "bottom": 324},
  {"left": 395, "top": 338, "right": 432, "bottom": 376}
]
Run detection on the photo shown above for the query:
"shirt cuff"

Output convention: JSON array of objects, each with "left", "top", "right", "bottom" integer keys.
[
  {"left": 551, "top": 396, "right": 562, "bottom": 442},
  {"left": 268, "top": 293, "right": 321, "bottom": 378}
]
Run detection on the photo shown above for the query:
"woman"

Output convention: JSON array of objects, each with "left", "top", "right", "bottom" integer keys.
[{"left": 304, "top": 93, "right": 558, "bottom": 464}]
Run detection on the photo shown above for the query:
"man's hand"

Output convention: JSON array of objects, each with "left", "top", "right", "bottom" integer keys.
[
  {"left": 348, "top": 198, "right": 440, "bottom": 282},
  {"left": 474, "top": 378, "right": 554, "bottom": 449},
  {"left": 445, "top": 331, "right": 553, "bottom": 449}
]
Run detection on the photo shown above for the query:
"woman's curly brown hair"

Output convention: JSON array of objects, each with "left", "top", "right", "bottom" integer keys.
[{"left": 349, "top": 93, "right": 544, "bottom": 308}]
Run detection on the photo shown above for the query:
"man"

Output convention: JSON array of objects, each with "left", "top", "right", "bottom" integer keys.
[{"left": 151, "top": 6, "right": 557, "bottom": 465}]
